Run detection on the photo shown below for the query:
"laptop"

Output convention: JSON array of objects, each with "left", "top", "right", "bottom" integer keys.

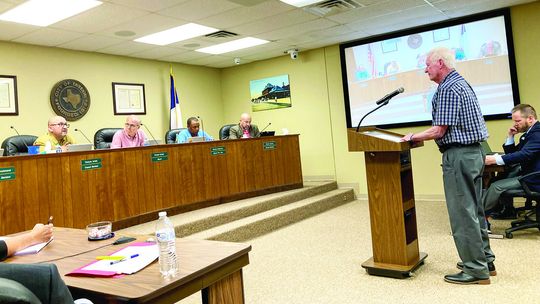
[
  {"left": 144, "top": 139, "right": 162, "bottom": 146},
  {"left": 260, "top": 131, "right": 275, "bottom": 137},
  {"left": 67, "top": 143, "right": 93, "bottom": 152},
  {"left": 189, "top": 136, "right": 205, "bottom": 143}
]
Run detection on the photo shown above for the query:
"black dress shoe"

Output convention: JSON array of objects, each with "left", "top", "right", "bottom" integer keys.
[
  {"left": 456, "top": 261, "right": 497, "bottom": 276},
  {"left": 444, "top": 272, "right": 490, "bottom": 285}
]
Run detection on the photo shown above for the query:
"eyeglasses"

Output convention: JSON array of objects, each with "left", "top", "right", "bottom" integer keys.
[
  {"left": 125, "top": 123, "right": 139, "bottom": 128},
  {"left": 50, "top": 123, "right": 70, "bottom": 128}
]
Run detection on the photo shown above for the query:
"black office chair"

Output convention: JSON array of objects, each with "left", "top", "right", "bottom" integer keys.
[
  {"left": 164, "top": 128, "right": 186, "bottom": 144},
  {"left": 219, "top": 124, "right": 236, "bottom": 140},
  {"left": 93, "top": 128, "right": 121, "bottom": 149},
  {"left": 501, "top": 171, "right": 540, "bottom": 238},
  {"left": 1, "top": 135, "right": 38, "bottom": 156}
]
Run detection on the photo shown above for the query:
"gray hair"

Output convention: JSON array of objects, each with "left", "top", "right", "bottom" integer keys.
[{"left": 427, "top": 47, "right": 455, "bottom": 69}]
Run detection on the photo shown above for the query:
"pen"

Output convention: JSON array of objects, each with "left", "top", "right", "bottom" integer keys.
[
  {"left": 110, "top": 254, "right": 139, "bottom": 265},
  {"left": 47, "top": 216, "right": 53, "bottom": 225},
  {"left": 96, "top": 256, "right": 125, "bottom": 261}
]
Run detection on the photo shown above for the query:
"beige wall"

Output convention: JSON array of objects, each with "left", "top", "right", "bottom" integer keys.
[
  {"left": 0, "top": 41, "right": 223, "bottom": 141},
  {"left": 221, "top": 1, "right": 540, "bottom": 197},
  {"left": 2, "top": 2, "right": 539, "bottom": 198}
]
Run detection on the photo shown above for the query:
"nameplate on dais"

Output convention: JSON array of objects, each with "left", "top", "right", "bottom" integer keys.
[
  {"left": 151, "top": 152, "right": 168, "bottom": 162},
  {"left": 211, "top": 146, "right": 226, "bottom": 155},
  {"left": 263, "top": 141, "right": 277, "bottom": 150},
  {"left": 81, "top": 159, "right": 102, "bottom": 171},
  {"left": 0, "top": 167, "right": 15, "bottom": 181}
]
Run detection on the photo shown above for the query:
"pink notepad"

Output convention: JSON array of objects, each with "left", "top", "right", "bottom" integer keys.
[{"left": 67, "top": 242, "right": 158, "bottom": 277}]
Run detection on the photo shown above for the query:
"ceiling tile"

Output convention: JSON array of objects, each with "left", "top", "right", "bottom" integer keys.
[
  {"left": 96, "top": 41, "right": 155, "bottom": 56},
  {"left": 107, "top": 0, "right": 190, "bottom": 12},
  {"left": 58, "top": 34, "right": 124, "bottom": 52},
  {"left": 157, "top": 0, "right": 241, "bottom": 22},
  {"left": 228, "top": 8, "right": 318, "bottom": 36},
  {"left": 0, "top": 20, "right": 38, "bottom": 40},
  {"left": 160, "top": 50, "right": 211, "bottom": 63},
  {"left": 51, "top": 2, "right": 149, "bottom": 34},
  {"left": 327, "top": 0, "right": 427, "bottom": 24},
  {"left": 13, "top": 28, "right": 85, "bottom": 47},
  {"left": 199, "top": 0, "right": 294, "bottom": 29},
  {"left": 97, "top": 13, "right": 188, "bottom": 40},
  {"left": 130, "top": 46, "right": 185, "bottom": 60},
  {"left": 258, "top": 18, "right": 339, "bottom": 41}
]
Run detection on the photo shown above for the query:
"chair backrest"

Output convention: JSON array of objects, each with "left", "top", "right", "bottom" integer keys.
[
  {"left": 219, "top": 124, "right": 236, "bottom": 140},
  {"left": 1, "top": 135, "right": 38, "bottom": 156},
  {"left": 165, "top": 128, "right": 186, "bottom": 144},
  {"left": 93, "top": 128, "right": 122, "bottom": 149}
]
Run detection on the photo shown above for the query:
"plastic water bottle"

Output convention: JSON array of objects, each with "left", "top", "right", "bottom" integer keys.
[
  {"left": 45, "top": 141, "right": 52, "bottom": 153},
  {"left": 155, "top": 211, "right": 178, "bottom": 278},
  {"left": 55, "top": 145, "right": 62, "bottom": 153}
]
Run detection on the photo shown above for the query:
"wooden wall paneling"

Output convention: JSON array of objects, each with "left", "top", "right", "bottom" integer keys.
[
  {"left": 151, "top": 146, "right": 176, "bottom": 210},
  {"left": 167, "top": 144, "right": 185, "bottom": 208},
  {"left": 89, "top": 152, "right": 114, "bottom": 224},
  {"left": 1, "top": 159, "right": 28, "bottom": 234},
  {"left": 282, "top": 136, "right": 302, "bottom": 185},
  {"left": 202, "top": 141, "right": 230, "bottom": 200},
  {"left": 223, "top": 141, "right": 240, "bottom": 196},
  {"left": 60, "top": 155, "right": 73, "bottom": 228},
  {"left": 177, "top": 144, "right": 199, "bottom": 205},
  {"left": 45, "top": 156, "right": 69, "bottom": 228},
  {"left": 18, "top": 158, "right": 41, "bottom": 231},
  {"left": 262, "top": 138, "right": 280, "bottom": 187},
  {"left": 69, "top": 154, "right": 91, "bottom": 229},
  {"left": 119, "top": 149, "right": 143, "bottom": 220}
]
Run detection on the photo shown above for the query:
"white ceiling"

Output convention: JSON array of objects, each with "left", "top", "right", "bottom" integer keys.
[{"left": 0, "top": 0, "right": 536, "bottom": 68}]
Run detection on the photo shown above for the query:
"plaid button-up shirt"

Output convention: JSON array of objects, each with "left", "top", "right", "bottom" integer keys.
[{"left": 432, "top": 70, "right": 488, "bottom": 146}]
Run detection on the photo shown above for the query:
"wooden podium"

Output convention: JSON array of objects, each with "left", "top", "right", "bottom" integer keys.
[{"left": 348, "top": 127, "right": 427, "bottom": 278}]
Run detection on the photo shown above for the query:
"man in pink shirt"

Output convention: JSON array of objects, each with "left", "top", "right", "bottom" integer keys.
[{"left": 111, "top": 115, "right": 146, "bottom": 148}]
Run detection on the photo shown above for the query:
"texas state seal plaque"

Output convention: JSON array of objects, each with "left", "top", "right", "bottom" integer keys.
[{"left": 50, "top": 79, "right": 91, "bottom": 121}]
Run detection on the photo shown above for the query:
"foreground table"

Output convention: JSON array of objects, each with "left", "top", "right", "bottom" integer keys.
[{"left": 6, "top": 228, "right": 251, "bottom": 304}]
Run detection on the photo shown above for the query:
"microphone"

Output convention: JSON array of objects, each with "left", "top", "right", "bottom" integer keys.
[
  {"left": 10, "top": 125, "right": 21, "bottom": 136},
  {"left": 197, "top": 116, "right": 205, "bottom": 141},
  {"left": 356, "top": 87, "right": 405, "bottom": 132},
  {"left": 260, "top": 122, "right": 272, "bottom": 132},
  {"left": 10, "top": 126, "right": 29, "bottom": 149},
  {"left": 140, "top": 123, "right": 158, "bottom": 145},
  {"left": 74, "top": 128, "right": 95, "bottom": 149},
  {"left": 375, "top": 87, "right": 404, "bottom": 105}
]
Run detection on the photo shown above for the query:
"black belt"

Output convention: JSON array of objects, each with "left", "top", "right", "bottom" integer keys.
[{"left": 438, "top": 142, "right": 480, "bottom": 153}]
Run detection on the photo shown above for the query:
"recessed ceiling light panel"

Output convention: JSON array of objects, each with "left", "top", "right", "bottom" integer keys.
[
  {"left": 196, "top": 37, "right": 269, "bottom": 55},
  {"left": 135, "top": 23, "right": 218, "bottom": 46},
  {"left": 279, "top": 0, "right": 325, "bottom": 7},
  {"left": 0, "top": 0, "right": 102, "bottom": 27}
]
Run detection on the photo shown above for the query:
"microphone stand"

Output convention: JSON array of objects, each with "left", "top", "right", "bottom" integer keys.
[
  {"left": 141, "top": 123, "right": 158, "bottom": 144},
  {"left": 355, "top": 100, "right": 389, "bottom": 132},
  {"left": 197, "top": 117, "right": 205, "bottom": 141},
  {"left": 74, "top": 128, "right": 95, "bottom": 149},
  {"left": 260, "top": 122, "right": 272, "bottom": 133}
]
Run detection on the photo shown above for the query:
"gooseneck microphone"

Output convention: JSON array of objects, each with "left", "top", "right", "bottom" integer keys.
[
  {"left": 10, "top": 125, "right": 21, "bottom": 136},
  {"left": 375, "top": 87, "right": 404, "bottom": 105},
  {"left": 356, "top": 87, "right": 405, "bottom": 132},
  {"left": 140, "top": 123, "right": 158, "bottom": 145},
  {"left": 260, "top": 122, "right": 272, "bottom": 133},
  {"left": 197, "top": 116, "right": 205, "bottom": 141},
  {"left": 74, "top": 128, "right": 95, "bottom": 149}
]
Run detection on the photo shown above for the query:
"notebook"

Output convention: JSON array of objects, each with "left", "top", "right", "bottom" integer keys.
[
  {"left": 144, "top": 139, "right": 162, "bottom": 146},
  {"left": 67, "top": 143, "right": 93, "bottom": 152},
  {"left": 0, "top": 237, "right": 53, "bottom": 255},
  {"left": 260, "top": 131, "right": 275, "bottom": 137}
]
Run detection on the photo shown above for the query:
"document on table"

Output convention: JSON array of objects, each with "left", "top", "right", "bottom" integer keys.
[
  {"left": 0, "top": 237, "right": 53, "bottom": 255},
  {"left": 67, "top": 242, "right": 158, "bottom": 277}
]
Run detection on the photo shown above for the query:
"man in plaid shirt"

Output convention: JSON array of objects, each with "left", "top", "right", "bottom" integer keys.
[{"left": 402, "top": 47, "right": 494, "bottom": 285}]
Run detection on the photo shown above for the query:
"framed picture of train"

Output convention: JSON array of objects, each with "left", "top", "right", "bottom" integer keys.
[{"left": 250, "top": 74, "right": 291, "bottom": 112}]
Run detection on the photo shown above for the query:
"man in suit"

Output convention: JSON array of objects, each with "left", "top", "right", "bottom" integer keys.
[
  {"left": 229, "top": 113, "right": 260, "bottom": 139},
  {"left": 483, "top": 104, "right": 540, "bottom": 212}
]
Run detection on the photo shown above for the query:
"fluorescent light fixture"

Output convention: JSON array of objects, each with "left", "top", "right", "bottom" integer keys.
[
  {"left": 196, "top": 37, "right": 269, "bottom": 54},
  {"left": 279, "top": 0, "right": 325, "bottom": 7},
  {"left": 135, "top": 23, "right": 218, "bottom": 46},
  {"left": 0, "top": 0, "right": 102, "bottom": 27}
]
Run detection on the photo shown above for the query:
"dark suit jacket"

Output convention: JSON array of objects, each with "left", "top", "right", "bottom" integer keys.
[
  {"left": 502, "top": 121, "right": 540, "bottom": 191},
  {"left": 229, "top": 124, "right": 260, "bottom": 139}
]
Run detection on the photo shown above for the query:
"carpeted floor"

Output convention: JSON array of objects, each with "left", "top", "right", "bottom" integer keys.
[{"left": 178, "top": 199, "right": 540, "bottom": 304}]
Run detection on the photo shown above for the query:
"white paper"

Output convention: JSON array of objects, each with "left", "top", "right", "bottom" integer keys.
[
  {"left": 0, "top": 237, "right": 54, "bottom": 256},
  {"left": 82, "top": 244, "right": 158, "bottom": 275}
]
